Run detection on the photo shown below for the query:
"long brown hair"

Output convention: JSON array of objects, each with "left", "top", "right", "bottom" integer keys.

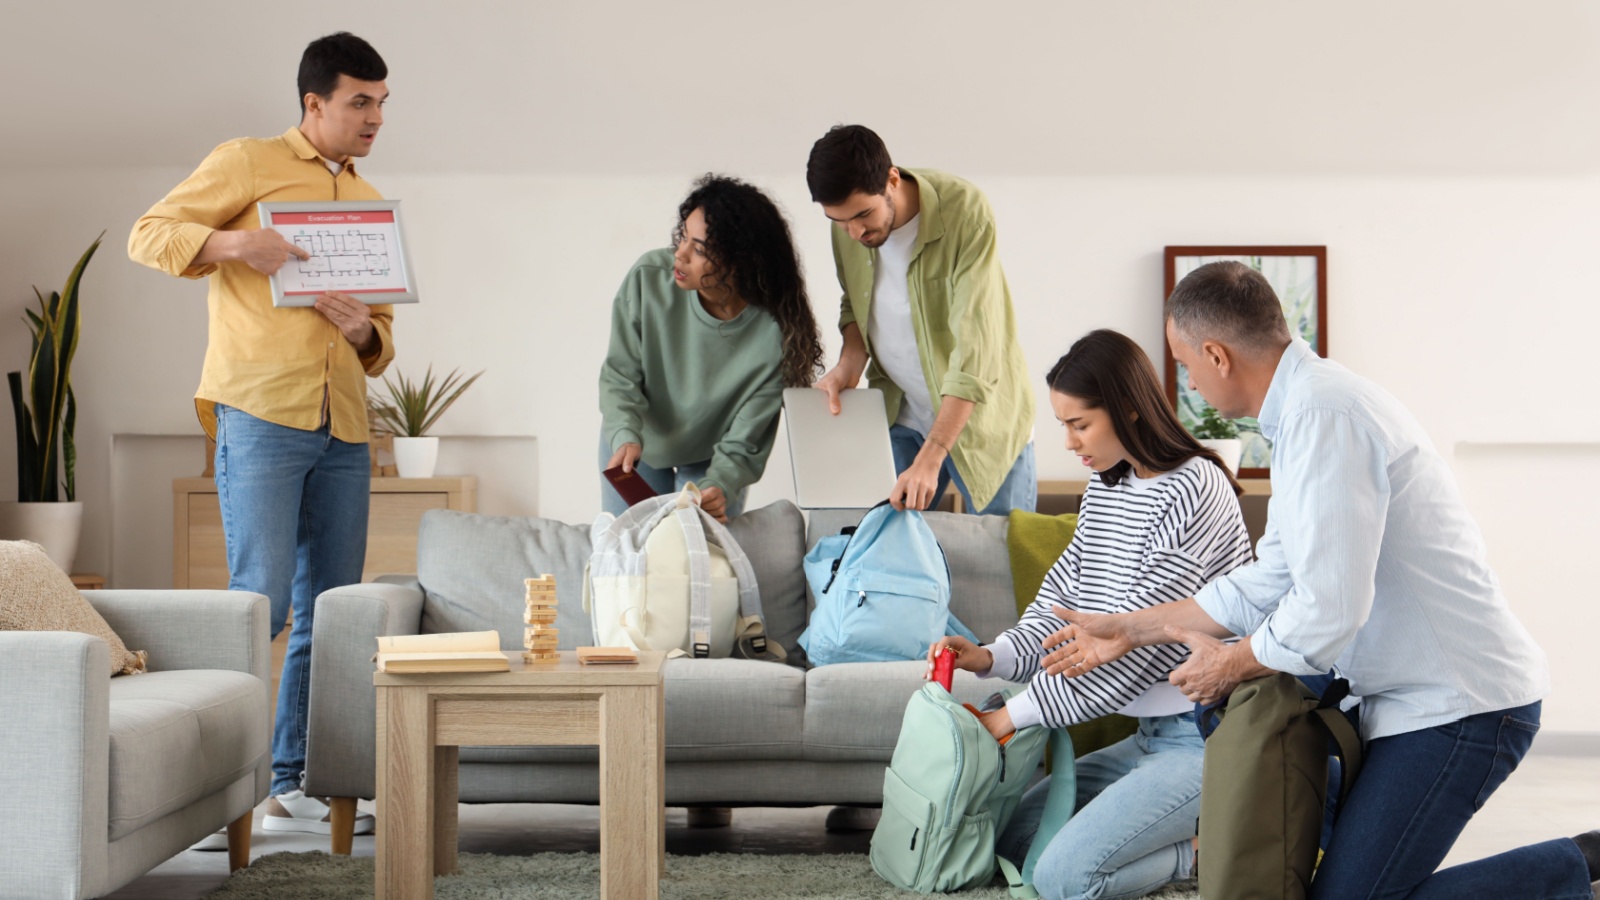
[{"left": 1046, "top": 329, "right": 1243, "bottom": 496}]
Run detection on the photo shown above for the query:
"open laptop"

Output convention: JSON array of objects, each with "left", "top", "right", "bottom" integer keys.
[{"left": 783, "top": 387, "right": 897, "bottom": 509}]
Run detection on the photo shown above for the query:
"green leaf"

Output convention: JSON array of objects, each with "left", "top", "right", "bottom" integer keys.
[{"left": 62, "top": 386, "right": 76, "bottom": 501}]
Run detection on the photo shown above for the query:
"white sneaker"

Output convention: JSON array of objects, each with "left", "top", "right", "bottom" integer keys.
[{"left": 261, "top": 790, "right": 375, "bottom": 836}]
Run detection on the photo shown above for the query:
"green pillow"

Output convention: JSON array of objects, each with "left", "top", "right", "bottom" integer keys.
[
  {"left": 1006, "top": 510, "right": 1078, "bottom": 619},
  {"left": 1005, "top": 510, "right": 1139, "bottom": 758}
]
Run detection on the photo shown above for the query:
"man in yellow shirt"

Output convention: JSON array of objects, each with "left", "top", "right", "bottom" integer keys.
[
  {"left": 807, "top": 125, "right": 1036, "bottom": 516},
  {"left": 128, "top": 32, "right": 394, "bottom": 839}
]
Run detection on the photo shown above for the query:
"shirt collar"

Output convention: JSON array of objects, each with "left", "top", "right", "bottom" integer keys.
[
  {"left": 1257, "top": 337, "right": 1315, "bottom": 442},
  {"left": 898, "top": 168, "right": 944, "bottom": 259},
  {"left": 283, "top": 127, "right": 356, "bottom": 176}
]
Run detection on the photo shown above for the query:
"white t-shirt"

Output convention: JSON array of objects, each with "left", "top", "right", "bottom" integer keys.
[{"left": 866, "top": 213, "right": 936, "bottom": 435}]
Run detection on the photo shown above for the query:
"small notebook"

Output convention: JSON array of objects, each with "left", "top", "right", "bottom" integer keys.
[
  {"left": 602, "top": 465, "right": 658, "bottom": 508},
  {"left": 375, "top": 631, "right": 510, "bottom": 673},
  {"left": 577, "top": 646, "right": 639, "bottom": 665}
]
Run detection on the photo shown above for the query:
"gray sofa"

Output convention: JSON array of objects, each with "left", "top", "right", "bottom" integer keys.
[
  {"left": 0, "top": 591, "right": 272, "bottom": 900},
  {"left": 304, "top": 502, "right": 1031, "bottom": 851}
]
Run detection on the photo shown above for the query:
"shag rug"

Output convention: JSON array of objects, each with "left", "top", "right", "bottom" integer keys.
[{"left": 210, "top": 850, "right": 1201, "bottom": 899}]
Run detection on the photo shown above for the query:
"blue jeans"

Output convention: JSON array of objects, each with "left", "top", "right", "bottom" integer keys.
[
  {"left": 1310, "top": 699, "right": 1592, "bottom": 898},
  {"left": 597, "top": 433, "right": 746, "bottom": 519},
  {"left": 998, "top": 713, "right": 1202, "bottom": 900},
  {"left": 889, "top": 424, "right": 1036, "bottom": 515},
  {"left": 214, "top": 404, "right": 370, "bottom": 797}
]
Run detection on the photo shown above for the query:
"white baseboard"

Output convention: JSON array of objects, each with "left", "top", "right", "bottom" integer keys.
[{"left": 1531, "top": 731, "right": 1600, "bottom": 757}]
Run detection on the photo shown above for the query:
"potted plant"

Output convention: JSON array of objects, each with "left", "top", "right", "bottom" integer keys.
[
  {"left": 1190, "top": 405, "right": 1243, "bottom": 475},
  {"left": 2, "top": 234, "right": 102, "bottom": 571},
  {"left": 367, "top": 366, "right": 483, "bottom": 478}
]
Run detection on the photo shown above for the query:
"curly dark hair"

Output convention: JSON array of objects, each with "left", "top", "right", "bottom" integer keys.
[{"left": 674, "top": 175, "right": 824, "bottom": 388}]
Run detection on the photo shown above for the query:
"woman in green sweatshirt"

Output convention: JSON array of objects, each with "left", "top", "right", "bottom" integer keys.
[{"left": 599, "top": 175, "right": 824, "bottom": 521}]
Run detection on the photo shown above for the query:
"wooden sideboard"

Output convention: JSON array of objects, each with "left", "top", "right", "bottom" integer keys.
[{"left": 172, "top": 476, "right": 478, "bottom": 589}]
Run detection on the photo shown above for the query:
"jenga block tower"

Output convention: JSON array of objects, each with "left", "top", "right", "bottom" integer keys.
[{"left": 522, "top": 574, "right": 560, "bottom": 663}]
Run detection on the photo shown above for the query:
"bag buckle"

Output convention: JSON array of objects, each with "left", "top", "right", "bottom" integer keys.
[
  {"left": 751, "top": 636, "right": 767, "bottom": 654},
  {"left": 693, "top": 642, "right": 711, "bottom": 658}
]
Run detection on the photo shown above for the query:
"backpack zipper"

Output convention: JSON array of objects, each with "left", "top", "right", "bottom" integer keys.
[{"left": 909, "top": 827, "right": 919, "bottom": 851}]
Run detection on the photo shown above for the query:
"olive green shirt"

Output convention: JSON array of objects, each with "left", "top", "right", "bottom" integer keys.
[
  {"left": 831, "top": 168, "right": 1035, "bottom": 510},
  {"left": 599, "top": 249, "right": 786, "bottom": 496}
]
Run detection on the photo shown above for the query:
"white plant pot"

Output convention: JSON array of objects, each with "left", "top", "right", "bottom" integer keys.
[
  {"left": 392, "top": 436, "right": 440, "bottom": 479},
  {"left": 0, "top": 501, "right": 84, "bottom": 572},
  {"left": 1199, "top": 439, "right": 1243, "bottom": 476}
]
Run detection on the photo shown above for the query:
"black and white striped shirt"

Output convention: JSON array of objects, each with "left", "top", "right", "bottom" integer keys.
[{"left": 989, "top": 456, "right": 1254, "bottom": 728}]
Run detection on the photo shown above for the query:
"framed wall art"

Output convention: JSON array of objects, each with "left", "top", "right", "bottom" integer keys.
[{"left": 1163, "top": 246, "right": 1327, "bottom": 478}]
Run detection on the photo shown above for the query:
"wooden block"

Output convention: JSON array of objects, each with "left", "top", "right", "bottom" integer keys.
[
  {"left": 524, "top": 575, "right": 556, "bottom": 591},
  {"left": 522, "top": 650, "right": 560, "bottom": 663},
  {"left": 523, "top": 626, "right": 560, "bottom": 650},
  {"left": 524, "top": 607, "right": 558, "bottom": 624},
  {"left": 525, "top": 595, "right": 559, "bottom": 608}
]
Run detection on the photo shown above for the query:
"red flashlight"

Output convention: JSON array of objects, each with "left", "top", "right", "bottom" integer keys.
[{"left": 932, "top": 646, "right": 955, "bottom": 692}]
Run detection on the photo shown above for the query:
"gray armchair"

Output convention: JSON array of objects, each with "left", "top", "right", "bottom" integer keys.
[{"left": 0, "top": 591, "right": 272, "bottom": 900}]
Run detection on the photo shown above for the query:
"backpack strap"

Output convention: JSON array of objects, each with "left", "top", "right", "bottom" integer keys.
[
  {"left": 695, "top": 491, "right": 788, "bottom": 661},
  {"left": 1019, "top": 728, "right": 1077, "bottom": 886},
  {"left": 1311, "top": 679, "right": 1363, "bottom": 810},
  {"left": 670, "top": 485, "right": 717, "bottom": 658}
]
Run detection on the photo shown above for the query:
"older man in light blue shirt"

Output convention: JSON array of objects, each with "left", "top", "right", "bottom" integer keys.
[{"left": 1049, "top": 261, "right": 1597, "bottom": 898}]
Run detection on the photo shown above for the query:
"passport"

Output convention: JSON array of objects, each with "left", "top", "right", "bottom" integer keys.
[{"left": 602, "top": 465, "right": 658, "bottom": 508}]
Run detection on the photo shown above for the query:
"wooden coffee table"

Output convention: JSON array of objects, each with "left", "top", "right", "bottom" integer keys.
[{"left": 374, "top": 651, "right": 665, "bottom": 899}]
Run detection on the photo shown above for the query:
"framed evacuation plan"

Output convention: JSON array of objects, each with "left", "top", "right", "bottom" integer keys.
[
  {"left": 1163, "top": 246, "right": 1327, "bottom": 479},
  {"left": 258, "top": 200, "right": 420, "bottom": 307}
]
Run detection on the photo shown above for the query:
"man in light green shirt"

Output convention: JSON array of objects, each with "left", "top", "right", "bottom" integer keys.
[{"left": 807, "top": 125, "right": 1035, "bottom": 515}]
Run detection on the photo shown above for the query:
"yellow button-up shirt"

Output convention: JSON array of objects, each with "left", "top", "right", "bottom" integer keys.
[{"left": 129, "top": 127, "right": 395, "bottom": 442}]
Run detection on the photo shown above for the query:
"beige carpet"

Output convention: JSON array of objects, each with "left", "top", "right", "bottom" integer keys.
[{"left": 209, "top": 850, "right": 1200, "bottom": 899}]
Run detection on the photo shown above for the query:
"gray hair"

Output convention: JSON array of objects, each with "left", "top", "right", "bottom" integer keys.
[{"left": 1164, "top": 261, "right": 1292, "bottom": 355}]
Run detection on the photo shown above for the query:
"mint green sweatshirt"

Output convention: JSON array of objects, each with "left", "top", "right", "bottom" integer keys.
[{"left": 598, "top": 249, "right": 786, "bottom": 495}]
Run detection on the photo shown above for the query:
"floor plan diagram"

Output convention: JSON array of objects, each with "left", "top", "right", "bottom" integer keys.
[{"left": 292, "top": 229, "right": 392, "bottom": 278}]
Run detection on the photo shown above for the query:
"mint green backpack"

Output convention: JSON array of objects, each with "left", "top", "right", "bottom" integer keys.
[{"left": 870, "top": 682, "right": 1078, "bottom": 897}]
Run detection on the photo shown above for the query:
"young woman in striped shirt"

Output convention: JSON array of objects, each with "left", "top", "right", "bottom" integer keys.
[{"left": 928, "top": 328, "right": 1253, "bottom": 900}]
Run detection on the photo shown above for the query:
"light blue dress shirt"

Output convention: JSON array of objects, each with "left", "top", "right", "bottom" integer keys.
[{"left": 1195, "top": 339, "right": 1548, "bottom": 740}]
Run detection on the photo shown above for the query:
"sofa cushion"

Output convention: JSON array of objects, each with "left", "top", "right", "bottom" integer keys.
[
  {"left": 459, "top": 658, "right": 806, "bottom": 764},
  {"left": 805, "top": 509, "right": 1018, "bottom": 644},
  {"left": 801, "top": 661, "right": 1023, "bottom": 761},
  {"left": 1006, "top": 510, "right": 1079, "bottom": 618},
  {"left": 0, "top": 540, "right": 147, "bottom": 675},
  {"left": 418, "top": 510, "right": 595, "bottom": 648},
  {"left": 106, "top": 669, "right": 268, "bottom": 840},
  {"left": 723, "top": 501, "right": 808, "bottom": 658}
]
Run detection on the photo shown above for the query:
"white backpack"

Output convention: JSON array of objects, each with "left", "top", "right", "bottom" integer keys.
[{"left": 583, "top": 484, "right": 782, "bottom": 659}]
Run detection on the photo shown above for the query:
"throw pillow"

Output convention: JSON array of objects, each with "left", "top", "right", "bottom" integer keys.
[
  {"left": 0, "top": 540, "right": 147, "bottom": 675},
  {"left": 1005, "top": 510, "right": 1078, "bottom": 619}
]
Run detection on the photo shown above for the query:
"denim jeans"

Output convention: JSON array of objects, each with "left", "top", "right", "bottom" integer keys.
[
  {"left": 997, "top": 713, "right": 1202, "bottom": 900},
  {"left": 1310, "top": 699, "right": 1592, "bottom": 899},
  {"left": 214, "top": 404, "right": 370, "bottom": 797},
  {"left": 889, "top": 424, "right": 1036, "bottom": 515},
  {"left": 597, "top": 432, "right": 746, "bottom": 519}
]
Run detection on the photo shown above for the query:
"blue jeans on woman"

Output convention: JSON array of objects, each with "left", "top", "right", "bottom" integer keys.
[
  {"left": 214, "top": 404, "right": 370, "bottom": 797},
  {"left": 597, "top": 433, "right": 746, "bottom": 519},
  {"left": 998, "top": 712, "right": 1202, "bottom": 900},
  {"left": 889, "top": 424, "right": 1036, "bottom": 515},
  {"left": 1310, "top": 699, "right": 1592, "bottom": 898}
]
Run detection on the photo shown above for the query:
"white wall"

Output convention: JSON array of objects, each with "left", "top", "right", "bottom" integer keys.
[{"left": 2, "top": 1, "right": 1597, "bottom": 733}]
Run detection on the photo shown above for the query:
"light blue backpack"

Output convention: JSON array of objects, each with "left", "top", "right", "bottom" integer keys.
[
  {"left": 799, "top": 503, "right": 978, "bottom": 666},
  {"left": 870, "top": 682, "right": 1078, "bottom": 897}
]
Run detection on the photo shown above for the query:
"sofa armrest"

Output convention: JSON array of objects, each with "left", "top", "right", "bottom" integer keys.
[
  {"left": 304, "top": 580, "right": 425, "bottom": 800},
  {"left": 0, "top": 632, "right": 110, "bottom": 899},
  {"left": 87, "top": 590, "right": 270, "bottom": 684}
]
